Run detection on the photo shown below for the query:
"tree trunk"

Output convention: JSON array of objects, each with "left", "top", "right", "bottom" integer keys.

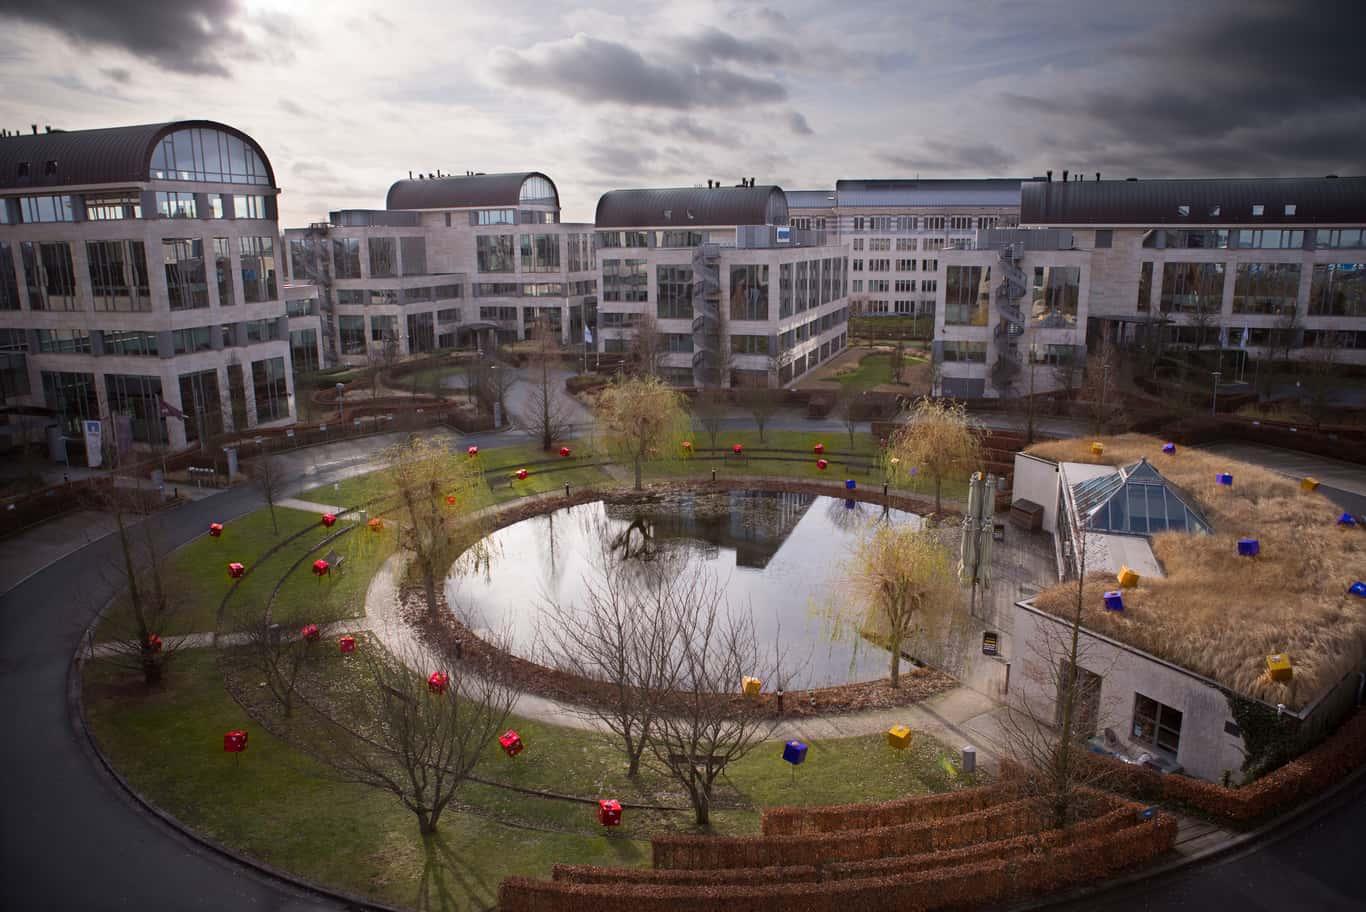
[
  {"left": 888, "top": 637, "right": 901, "bottom": 688},
  {"left": 934, "top": 477, "right": 943, "bottom": 514},
  {"left": 633, "top": 456, "right": 642, "bottom": 491},
  {"left": 693, "top": 789, "right": 711, "bottom": 826},
  {"left": 423, "top": 567, "right": 439, "bottom": 618}
]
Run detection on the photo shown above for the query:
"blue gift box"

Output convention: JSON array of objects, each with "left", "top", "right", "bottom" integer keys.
[
  {"left": 1103, "top": 590, "right": 1125, "bottom": 611},
  {"left": 1237, "top": 538, "right": 1260, "bottom": 557},
  {"left": 1216, "top": 473, "right": 1233, "bottom": 486},
  {"left": 1350, "top": 581, "right": 1366, "bottom": 598},
  {"left": 783, "top": 740, "right": 808, "bottom": 766},
  {"left": 1162, "top": 442, "right": 1177, "bottom": 455},
  {"left": 844, "top": 499, "right": 856, "bottom": 510},
  {"left": 845, "top": 479, "right": 856, "bottom": 490},
  {"left": 1338, "top": 513, "right": 1358, "bottom": 527}
]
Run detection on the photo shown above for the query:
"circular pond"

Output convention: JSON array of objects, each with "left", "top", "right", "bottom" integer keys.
[{"left": 445, "top": 490, "right": 923, "bottom": 689}]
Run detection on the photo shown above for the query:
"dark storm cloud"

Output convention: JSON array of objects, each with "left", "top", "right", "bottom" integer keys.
[
  {"left": 0, "top": 0, "right": 248, "bottom": 76},
  {"left": 785, "top": 111, "right": 814, "bottom": 136},
  {"left": 492, "top": 33, "right": 786, "bottom": 109},
  {"left": 677, "top": 26, "right": 782, "bottom": 66},
  {"left": 1009, "top": 0, "right": 1366, "bottom": 175},
  {"left": 879, "top": 140, "right": 1015, "bottom": 175}
]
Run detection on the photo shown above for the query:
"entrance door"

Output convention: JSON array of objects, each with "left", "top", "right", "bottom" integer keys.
[{"left": 1056, "top": 660, "right": 1103, "bottom": 739}]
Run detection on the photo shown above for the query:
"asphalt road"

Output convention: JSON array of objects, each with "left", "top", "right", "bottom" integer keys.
[{"left": 1, "top": 428, "right": 1361, "bottom": 910}]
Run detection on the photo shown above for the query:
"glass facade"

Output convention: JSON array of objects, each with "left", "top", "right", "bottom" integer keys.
[
  {"left": 602, "top": 259, "right": 647, "bottom": 302},
  {"left": 150, "top": 127, "right": 271, "bottom": 184},
  {"left": 1030, "top": 266, "right": 1080, "bottom": 327},
  {"left": 477, "top": 235, "right": 515, "bottom": 272},
  {"left": 941, "top": 341, "right": 988, "bottom": 362},
  {"left": 88, "top": 241, "right": 150, "bottom": 312},
  {"left": 163, "top": 239, "right": 209, "bottom": 310},
  {"left": 103, "top": 329, "right": 158, "bottom": 356},
  {"left": 729, "top": 265, "right": 769, "bottom": 321},
  {"left": 214, "top": 237, "right": 235, "bottom": 306},
  {"left": 944, "top": 266, "right": 991, "bottom": 325},
  {"left": 519, "top": 234, "right": 560, "bottom": 272},
  {"left": 179, "top": 369, "right": 223, "bottom": 443},
  {"left": 1308, "top": 263, "right": 1366, "bottom": 317},
  {"left": 1236, "top": 229, "right": 1304, "bottom": 250},
  {"left": 1137, "top": 261, "right": 1153, "bottom": 312},
  {"left": 332, "top": 238, "right": 361, "bottom": 278},
  {"left": 251, "top": 357, "right": 289, "bottom": 422},
  {"left": 779, "top": 263, "right": 793, "bottom": 318},
  {"left": 233, "top": 194, "right": 266, "bottom": 218},
  {"left": 41, "top": 370, "right": 98, "bottom": 436},
  {"left": 368, "top": 237, "right": 397, "bottom": 277},
  {"left": 23, "top": 242, "right": 79, "bottom": 311},
  {"left": 519, "top": 175, "right": 556, "bottom": 202},
  {"left": 400, "top": 236, "right": 427, "bottom": 276},
  {"left": 338, "top": 315, "right": 366, "bottom": 354},
  {"left": 1160, "top": 262, "right": 1225, "bottom": 314},
  {"left": 20, "top": 195, "right": 75, "bottom": 223},
  {"left": 84, "top": 193, "right": 141, "bottom": 221},
  {"left": 37, "top": 329, "right": 92, "bottom": 353},
  {"left": 656, "top": 266, "right": 693, "bottom": 319},
  {"left": 155, "top": 191, "right": 198, "bottom": 219},
  {"left": 239, "top": 237, "right": 277, "bottom": 302},
  {"left": 0, "top": 242, "right": 18, "bottom": 310},
  {"left": 1232, "top": 263, "right": 1301, "bottom": 315},
  {"left": 105, "top": 374, "right": 164, "bottom": 444}
]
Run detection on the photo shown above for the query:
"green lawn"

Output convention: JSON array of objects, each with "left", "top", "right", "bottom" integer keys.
[
  {"left": 828, "top": 352, "right": 927, "bottom": 392},
  {"left": 85, "top": 648, "right": 974, "bottom": 908}
]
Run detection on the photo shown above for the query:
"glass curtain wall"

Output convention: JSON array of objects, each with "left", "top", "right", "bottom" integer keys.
[{"left": 163, "top": 239, "right": 209, "bottom": 310}]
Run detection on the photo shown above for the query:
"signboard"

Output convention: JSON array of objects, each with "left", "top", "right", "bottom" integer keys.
[
  {"left": 83, "top": 420, "right": 103, "bottom": 468},
  {"left": 775, "top": 226, "right": 791, "bottom": 244},
  {"left": 981, "top": 632, "right": 999, "bottom": 657}
]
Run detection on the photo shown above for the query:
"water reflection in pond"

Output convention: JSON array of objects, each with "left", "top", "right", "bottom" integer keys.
[{"left": 446, "top": 490, "right": 923, "bottom": 689}]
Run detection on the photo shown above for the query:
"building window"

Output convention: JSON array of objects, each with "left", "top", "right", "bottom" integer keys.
[
  {"left": 41, "top": 370, "right": 98, "bottom": 436},
  {"left": 85, "top": 193, "right": 141, "bottom": 221},
  {"left": 473, "top": 209, "right": 515, "bottom": 226},
  {"left": 208, "top": 194, "right": 225, "bottom": 219},
  {"left": 163, "top": 239, "right": 209, "bottom": 310},
  {"left": 1160, "top": 262, "right": 1225, "bottom": 316},
  {"left": 602, "top": 259, "right": 647, "bottom": 303},
  {"left": 1132, "top": 693, "right": 1182, "bottom": 756},
  {"left": 239, "top": 236, "right": 277, "bottom": 303},
  {"left": 479, "top": 306, "right": 517, "bottom": 321},
  {"left": 252, "top": 357, "right": 289, "bottom": 423},
  {"left": 23, "top": 241, "right": 79, "bottom": 311},
  {"left": 657, "top": 265, "right": 694, "bottom": 319},
  {"left": 150, "top": 127, "right": 269, "bottom": 184},
  {"left": 941, "top": 341, "right": 987, "bottom": 363},
  {"left": 729, "top": 265, "right": 769, "bottom": 321},
  {"left": 662, "top": 333, "right": 694, "bottom": 353},
  {"left": 290, "top": 329, "right": 318, "bottom": 373},
  {"left": 20, "top": 195, "right": 75, "bottom": 223},
  {"left": 401, "top": 236, "right": 427, "bottom": 276},
  {"left": 179, "top": 370, "right": 224, "bottom": 442},
  {"left": 338, "top": 315, "right": 366, "bottom": 354},
  {"left": 1235, "top": 229, "right": 1303, "bottom": 250},
  {"left": 370, "top": 314, "right": 398, "bottom": 344},
  {"left": 1095, "top": 230, "right": 1113, "bottom": 249},
  {"left": 172, "top": 326, "right": 212, "bottom": 354},
  {"left": 437, "top": 307, "right": 461, "bottom": 323},
  {"left": 214, "top": 238, "right": 235, "bottom": 307},
  {"left": 730, "top": 334, "right": 769, "bottom": 355},
  {"left": 1308, "top": 264, "right": 1366, "bottom": 317},
  {"left": 1030, "top": 266, "right": 1080, "bottom": 327},
  {"left": 778, "top": 262, "right": 793, "bottom": 319},
  {"left": 332, "top": 238, "right": 361, "bottom": 278},
  {"left": 368, "top": 238, "right": 397, "bottom": 277},
  {"left": 105, "top": 374, "right": 165, "bottom": 444},
  {"left": 0, "top": 242, "right": 18, "bottom": 311},
  {"left": 1314, "top": 228, "right": 1366, "bottom": 249},
  {"left": 476, "top": 234, "right": 515, "bottom": 272},
  {"left": 233, "top": 194, "right": 266, "bottom": 219},
  {"left": 1177, "top": 205, "right": 1190, "bottom": 217},
  {"left": 1284, "top": 204, "right": 1296, "bottom": 217},
  {"left": 1232, "top": 263, "right": 1301, "bottom": 315},
  {"left": 156, "top": 191, "right": 198, "bottom": 219},
  {"left": 944, "top": 266, "right": 991, "bottom": 326},
  {"left": 1137, "top": 261, "right": 1153, "bottom": 312},
  {"left": 87, "top": 240, "right": 150, "bottom": 312},
  {"left": 36, "top": 329, "right": 92, "bottom": 354},
  {"left": 519, "top": 234, "right": 560, "bottom": 273}
]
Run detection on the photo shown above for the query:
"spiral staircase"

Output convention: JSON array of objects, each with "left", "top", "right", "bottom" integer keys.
[
  {"left": 991, "top": 243, "right": 1026, "bottom": 392},
  {"left": 691, "top": 243, "right": 723, "bottom": 387}
]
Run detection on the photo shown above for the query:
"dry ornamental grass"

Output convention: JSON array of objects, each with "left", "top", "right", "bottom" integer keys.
[{"left": 1028, "top": 434, "right": 1366, "bottom": 710}]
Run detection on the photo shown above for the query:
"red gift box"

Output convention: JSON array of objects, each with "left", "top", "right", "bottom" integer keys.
[
  {"left": 816, "top": 458, "right": 828, "bottom": 470},
  {"left": 681, "top": 441, "right": 692, "bottom": 451},
  {"left": 301, "top": 623, "right": 321, "bottom": 641},
  {"left": 597, "top": 799, "right": 622, "bottom": 826},
  {"left": 312, "top": 559, "right": 330, "bottom": 577},
  {"left": 339, "top": 635, "right": 356, "bottom": 654},
  {"left": 515, "top": 469, "right": 528, "bottom": 480},
  {"left": 499, "top": 729, "right": 524, "bottom": 757},
  {"left": 559, "top": 446, "right": 571, "bottom": 457},
  {"left": 368, "top": 517, "right": 384, "bottom": 532},
  {"left": 446, "top": 494, "right": 457, "bottom": 506},
  {"left": 223, "top": 729, "right": 248, "bottom": 753},
  {"left": 732, "top": 444, "right": 743, "bottom": 454},
  {"left": 145, "top": 633, "right": 163, "bottom": 653},
  {"left": 813, "top": 443, "right": 825, "bottom": 455},
  {"left": 428, "top": 671, "right": 449, "bottom": 694},
  {"left": 227, "top": 562, "right": 245, "bottom": 579},
  {"left": 467, "top": 445, "right": 479, "bottom": 457},
  {"left": 321, "top": 513, "right": 337, "bottom": 528},
  {"left": 208, "top": 522, "right": 223, "bottom": 538}
]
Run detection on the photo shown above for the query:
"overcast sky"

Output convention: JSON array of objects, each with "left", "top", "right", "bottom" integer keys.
[{"left": 0, "top": 0, "right": 1361, "bottom": 226}]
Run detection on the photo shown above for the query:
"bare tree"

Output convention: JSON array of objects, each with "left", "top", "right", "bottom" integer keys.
[
  {"left": 519, "top": 316, "right": 573, "bottom": 451},
  {"left": 1301, "top": 331, "right": 1343, "bottom": 429},
  {"left": 541, "top": 534, "right": 689, "bottom": 778},
  {"left": 232, "top": 610, "right": 317, "bottom": 717},
  {"left": 1082, "top": 332, "right": 1118, "bottom": 435},
  {"left": 628, "top": 311, "right": 666, "bottom": 379},
  {"left": 595, "top": 376, "right": 690, "bottom": 490},
  {"left": 738, "top": 386, "right": 783, "bottom": 443},
  {"left": 97, "top": 493, "right": 185, "bottom": 686},
  {"left": 480, "top": 357, "right": 518, "bottom": 427},
  {"left": 998, "top": 536, "right": 1114, "bottom": 828},
  {"left": 297, "top": 634, "right": 519, "bottom": 834},
  {"left": 384, "top": 436, "right": 488, "bottom": 614},
  {"left": 252, "top": 453, "right": 284, "bottom": 535},
  {"left": 889, "top": 341, "right": 907, "bottom": 384},
  {"left": 835, "top": 386, "right": 863, "bottom": 449},
  {"left": 885, "top": 397, "right": 982, "bottom": 513},
  {"left": 839, "top": 523, "right": 959, "bottom": 688},
  {"left": 646, "top": 570, "right": 779, "bottom": 826},
  {"left": 691, "top": 388, "right": 728, "bottom": 449}
]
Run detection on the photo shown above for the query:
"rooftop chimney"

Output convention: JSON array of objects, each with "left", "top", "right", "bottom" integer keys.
[
  {"left": 408, "top": 170, "right": 413, "bottom": 179},
  {"left": 31, "top": 124, "right": 37, "bottom": 134},
  {"left": 1095, "top": 172, "right": 1101, "bottom": 182},
  {"left": 44, "top": 125, "right": 51, "bottom": 134},
  {"left": 1062, "top": 169, "right": 1069, "bottom": 183}
]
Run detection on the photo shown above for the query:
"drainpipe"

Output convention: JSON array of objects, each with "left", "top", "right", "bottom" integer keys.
[{"left": 1357, "top": 671, "right": 1365, "bottom": 707}]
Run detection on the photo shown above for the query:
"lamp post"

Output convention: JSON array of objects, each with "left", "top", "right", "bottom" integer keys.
[{"left": 1210, "top": 370, "right": 1222, "bottom": 416}]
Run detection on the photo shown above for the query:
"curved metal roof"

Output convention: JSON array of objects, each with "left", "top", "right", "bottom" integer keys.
[
  {"left": 385, "top": 172, "right": 558, "bottom": 211},
  {"left": 1023, "top": 176, "right": 1366, "bottom": 226},
  {"left": 595, "top": 186, "right": 788, "bottom": 228},
  {"left": 0, "top": 120, "right": 275, "bottom": 191}
]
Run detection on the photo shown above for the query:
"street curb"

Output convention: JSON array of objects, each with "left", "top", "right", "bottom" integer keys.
[
  {"left": 70, "top": 600, "right": 415, "bottom": 911},
  {"left": 1011, "top": 752, "right": 1366, "bottom": 910}
]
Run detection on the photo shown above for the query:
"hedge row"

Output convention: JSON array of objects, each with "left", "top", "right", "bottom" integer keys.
[
  {"left": 499, "top": 813, "right": 1177, "bottom": 912},
  {"left": 1090, "top": 709, "right": 1366, "bottom": 823},
  {"left": 825, "top": 801, "right": 1141, "bottom": 880},
  {"left": 552, "top": 864, "right": 819, "bottom": 886},
  {"left": 762, "top": 782, "right": 1015, "bottom": 836},
  {"left": 653, "top": 797, "right": 1045, "bottom": 870}
]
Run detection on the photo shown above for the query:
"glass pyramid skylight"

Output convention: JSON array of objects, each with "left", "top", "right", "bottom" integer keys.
[{"left": 1072, "top": 459, "right": 1211, "bottom": 536}]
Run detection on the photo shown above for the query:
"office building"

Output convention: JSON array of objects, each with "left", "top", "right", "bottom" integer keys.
[
  {"left": 0, "top": 120, "right": 293, "bottom": 459},
  {"left": 593, "top": 182, "right": 850, "bottom": 388}
]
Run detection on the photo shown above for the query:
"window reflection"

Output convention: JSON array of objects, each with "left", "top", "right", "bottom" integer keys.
[
  {"left": 1030, "top": 266, "right": 1079, "bottom": 327},
  {"left": 944, "top": 266, "right": 991, "bottom": 326},
  {"left": 149, "top": 128, "right": 270, "bottom": 185}
]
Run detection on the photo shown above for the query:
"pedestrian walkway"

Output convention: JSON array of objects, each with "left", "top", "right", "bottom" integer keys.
[{"left": 276, "top": 497, "right": 346, "bottom": 514}]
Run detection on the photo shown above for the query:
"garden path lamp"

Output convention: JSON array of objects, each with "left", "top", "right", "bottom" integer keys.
[{"left": 960, "top": 472, "right": 995, "bottom": 620}]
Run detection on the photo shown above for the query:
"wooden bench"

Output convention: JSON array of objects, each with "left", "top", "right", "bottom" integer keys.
[{"left": 323, "top": 549, "right": 345, "bottom": 575}]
